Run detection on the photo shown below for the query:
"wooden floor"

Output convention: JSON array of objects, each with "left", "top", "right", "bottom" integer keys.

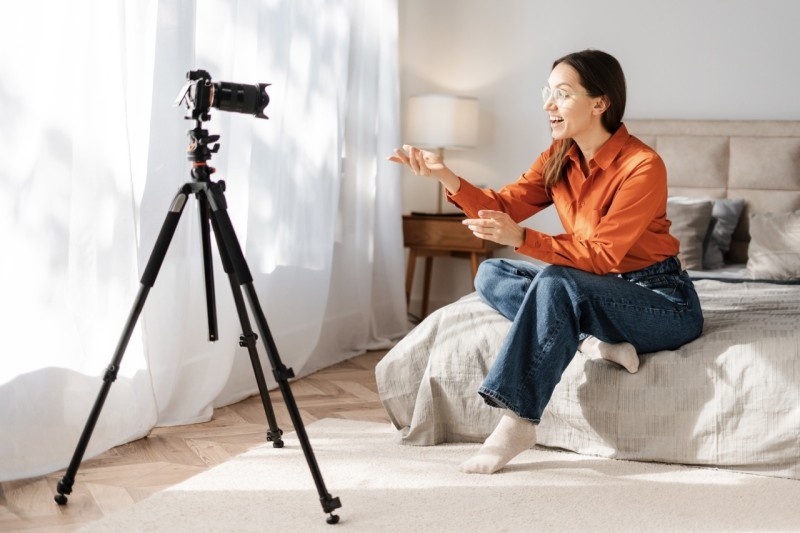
[{"left": 0, "top": 350, "right": 391, "bottom": 532}]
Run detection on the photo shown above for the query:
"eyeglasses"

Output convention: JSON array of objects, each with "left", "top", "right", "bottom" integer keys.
[{"left": 541, "top": 86, "right": 588, "bottom": 105}]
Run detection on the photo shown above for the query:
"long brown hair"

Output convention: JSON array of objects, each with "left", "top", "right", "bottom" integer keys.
[{"left": 542, "top": 50, "right": 627, "bottom": 194}]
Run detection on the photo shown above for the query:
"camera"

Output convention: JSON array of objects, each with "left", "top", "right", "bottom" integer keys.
[{"left": 175, "top": 69, "right": 270, "bottom": 121}]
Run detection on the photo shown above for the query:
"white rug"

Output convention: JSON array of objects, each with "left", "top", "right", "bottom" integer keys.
[{"left": 82, "top": 419, "right": 800, "bottom": 532}]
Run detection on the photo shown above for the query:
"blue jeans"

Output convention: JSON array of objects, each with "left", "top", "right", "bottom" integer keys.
[{"left": 474, "top": 257, "right": 704, "bottom": 423}]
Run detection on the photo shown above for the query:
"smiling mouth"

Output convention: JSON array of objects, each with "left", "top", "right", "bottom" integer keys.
[{"left": 550, "top": 116, "right": 564, "bottom": 127}]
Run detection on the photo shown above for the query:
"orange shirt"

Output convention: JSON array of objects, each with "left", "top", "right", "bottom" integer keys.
[{"left": 447, "top": 124, "right": 679, "bottom": 274}]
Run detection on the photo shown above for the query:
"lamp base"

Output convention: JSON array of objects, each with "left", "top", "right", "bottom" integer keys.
[{"left": 436, "top": 148, "right": 445, "bottom": 213}]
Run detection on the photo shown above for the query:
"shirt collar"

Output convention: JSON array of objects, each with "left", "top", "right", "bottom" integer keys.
[{"left": 565, "top": 123, "right": 630, "bottom": 170}]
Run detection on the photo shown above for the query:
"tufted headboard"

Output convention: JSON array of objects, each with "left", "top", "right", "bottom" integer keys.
[{"left": 625, "top": 119, "right": 800, "bottom": 264}]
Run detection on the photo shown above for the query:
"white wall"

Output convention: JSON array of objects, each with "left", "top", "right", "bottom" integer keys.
[{"left": 398, "top": 0, "right": 800, "bottom": 311}]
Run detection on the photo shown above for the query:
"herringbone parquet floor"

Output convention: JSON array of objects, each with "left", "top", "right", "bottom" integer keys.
[{"left": 0, "top": 350, "right": 391, "bottom": 532}]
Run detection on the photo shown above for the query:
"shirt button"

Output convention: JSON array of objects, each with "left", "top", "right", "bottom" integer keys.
[{"left": 579, "top": 201, "right": 586, "bottom": 208}]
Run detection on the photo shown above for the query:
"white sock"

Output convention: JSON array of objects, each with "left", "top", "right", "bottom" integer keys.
[
  {"left": 580, "top": 336, "right": 639, "bottom": 374},
  {"left": 578, "top": 336, "right": 602, "bottom": 355},
  {"left": 598, "top": 341, "right": 639, "bottom": 373},
  {"left": 459, "top": 412, "right": 537, "bottom": 474}
]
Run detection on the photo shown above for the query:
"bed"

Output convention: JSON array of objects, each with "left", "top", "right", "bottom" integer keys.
[{"left": 376, "top": 119, "right": 800, "bottom": 480}]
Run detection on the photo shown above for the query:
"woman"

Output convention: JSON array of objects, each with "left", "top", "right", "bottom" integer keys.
[{"left": 388, "top": 49, "right": 704, "bottom": 474}]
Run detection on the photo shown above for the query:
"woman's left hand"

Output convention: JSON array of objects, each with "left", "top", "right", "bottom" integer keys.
[{"left": 462, "top": 210, "right": 526, "bottom": 247}]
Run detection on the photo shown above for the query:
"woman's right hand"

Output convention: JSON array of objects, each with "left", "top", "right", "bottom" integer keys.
[
  {"left": 387, "top": 145, "right": 462, "bottom": 194},
  {"left": 387, "top": 145, "right": 446, "bottom": 177}
]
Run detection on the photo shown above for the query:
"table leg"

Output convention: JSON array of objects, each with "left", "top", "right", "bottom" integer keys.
[
  {"left": 470, "top": 252, "right": 480, "bottom": 284},
  {"left": 422, "top": 256, "right": 433, "bottom": 318},
  {"left": 405, "top": 248, "right": 417, "bottom": 305},
  {"left": 470, "top": 252, "right": 495, "bottom": 288}
]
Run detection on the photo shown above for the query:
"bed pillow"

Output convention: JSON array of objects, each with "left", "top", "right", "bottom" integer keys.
[
  {"left": 703, "top": 198, "right": 746, "bottom": 270},
  {"left": 746, "top": 210, "right": 800, "bottom": 280},
  {"left": 666, "top": 197, "right": 714, "bottom": 270}
]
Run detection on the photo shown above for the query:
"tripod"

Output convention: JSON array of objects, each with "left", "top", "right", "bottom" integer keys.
[{"left": 54, "top": 120, "right": 342, "bottom": 525}]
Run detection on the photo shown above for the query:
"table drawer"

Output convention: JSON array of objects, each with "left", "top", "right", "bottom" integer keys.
[{"left": 403, "top": 215, "right": 490, "bottom": 251}]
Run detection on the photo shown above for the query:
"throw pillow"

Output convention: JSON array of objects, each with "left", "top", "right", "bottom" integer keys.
[
  {"left": 746, "top": 210, "right": 800, "bottom": 280},
  {"left": 666, "top": 197, "right": 714, "bottom": 270},
  {"left": 703, "top": 198, "right": 746, "bottom": 269}
]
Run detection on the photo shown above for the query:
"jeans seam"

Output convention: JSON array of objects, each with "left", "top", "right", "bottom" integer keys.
[
  {"left": 515, "top": 316, "right": 564, "bottom": 420},
  {"left": 589, "top": 295, "right": 688, "bottom": 317}
]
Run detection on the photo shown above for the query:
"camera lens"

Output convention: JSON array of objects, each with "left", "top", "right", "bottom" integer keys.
[{"left": 212, "top": 82, "right": 270, "bottom": 119}]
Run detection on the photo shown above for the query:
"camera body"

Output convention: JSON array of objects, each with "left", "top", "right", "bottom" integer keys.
[{"left": 176, "top": 69, "right": 270, "bottom": 121}]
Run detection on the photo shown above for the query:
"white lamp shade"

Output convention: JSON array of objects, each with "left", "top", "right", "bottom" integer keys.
[{"left": 406, "top": 94, "right": 479, "bottom": 149}]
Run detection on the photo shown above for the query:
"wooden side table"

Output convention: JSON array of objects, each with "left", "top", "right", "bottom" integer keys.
[{"left": 403, "top": 214, "right": 505, "bottom": 318}]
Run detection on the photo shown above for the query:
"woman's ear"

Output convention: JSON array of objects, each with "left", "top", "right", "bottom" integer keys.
[{"left": 592, "top": 95, "right": 610, "bottom": 115}]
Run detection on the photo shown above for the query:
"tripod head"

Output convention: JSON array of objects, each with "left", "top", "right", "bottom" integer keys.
[{"left": 186, "top": 121, "right": 220, "bottom": 182}]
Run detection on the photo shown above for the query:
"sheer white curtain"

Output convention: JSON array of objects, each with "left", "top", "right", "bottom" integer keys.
[{"left": 0, "top": 0, "right": 405, "bottom": 481}]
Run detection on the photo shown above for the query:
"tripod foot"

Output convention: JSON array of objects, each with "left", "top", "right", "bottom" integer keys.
[
  {"left": 54, "top": 478, "right": 73, "bottom": 505},
  {"left": 321, "top": 494, "right": 342, "bottom": 524},
  {"left": 267, "top": 429, "right": 284, "bottom": 448}
]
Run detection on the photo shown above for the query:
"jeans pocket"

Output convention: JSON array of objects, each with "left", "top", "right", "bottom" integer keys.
[{"left": 633, "top": 273, "right": 690, "bottom": 307}]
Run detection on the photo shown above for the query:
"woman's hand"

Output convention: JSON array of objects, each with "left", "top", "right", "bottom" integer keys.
[
  {"left": 463, "top": 210, "right": 526, "bottom": 247},
  {"left": 387, "top": 145, "right": 461, "bottom": 193},
  {"left": 388, "top": 144, "right": 446, "bottom": 175}
]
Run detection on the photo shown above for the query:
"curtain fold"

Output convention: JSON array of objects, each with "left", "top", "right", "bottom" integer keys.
[{"left": 0, "top": 0, "right": 405, "bottom": 482}]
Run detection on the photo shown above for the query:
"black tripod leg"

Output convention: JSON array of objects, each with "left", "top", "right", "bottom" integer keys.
[
  {"left": 206, "top": 209, "right": 284, "bottom": 447},
  {"left": 204, "top": 183, "right": 341, "bottom": 524},
  {"left": 242, "top": 281, "right": 341, "bottom": 524},
  {"left": 198, "top": 194, "right": 219, "bottom": 342},
  {"left": 55, "top": 189, "right": 190, "bottom": 505},
  {"left": 230, "top": 276, "right": 285, "bottom": 447}
]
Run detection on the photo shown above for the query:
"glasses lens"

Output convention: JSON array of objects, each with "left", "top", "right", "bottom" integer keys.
[{"left": 542, "top": 87, "right": 566, "bottom": 104}]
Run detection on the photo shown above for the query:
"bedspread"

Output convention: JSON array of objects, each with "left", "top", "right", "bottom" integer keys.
[{"left": 376, "top": 280, "right": 800, "bottom": 479}]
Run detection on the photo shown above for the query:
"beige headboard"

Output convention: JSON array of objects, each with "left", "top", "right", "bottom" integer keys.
[{"left": 626, "top": 119, "right": 800, "bottom": 264}]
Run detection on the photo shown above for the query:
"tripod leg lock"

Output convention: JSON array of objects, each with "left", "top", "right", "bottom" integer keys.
[
  {"left": 238, "top": 332, "right": 258, "bottom": 347},
  {"left": 103, "top": 364, "right": 119, "bottom": 383},
  {"left": 273, "top": 365, "right": 295, "bottom": 381}
]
